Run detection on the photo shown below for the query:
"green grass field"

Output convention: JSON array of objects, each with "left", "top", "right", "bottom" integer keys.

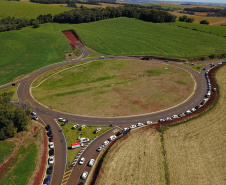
[
  {"left": 0, "top": 141, "right": 16, "bottom": 166},
  {"left": 0, "top": 0, "right": 73, "bottom": 19},
  {"left": 32, "top": 59, "right": 194, "bottom": 117},
  {"left": 0, "top": 85, "right": 18, "bottom": 100},
  {"left": 1, "top": 17, "right": 226, "bottom": 86},
  {"left": 0, "top": 143, "right": 37, "bottom": 185},
  {"left": 181, "top": 63, "right": 206, "bottom": 72},
  {"left": 60, "top": 123, "right": 111, "bottom": 163}
]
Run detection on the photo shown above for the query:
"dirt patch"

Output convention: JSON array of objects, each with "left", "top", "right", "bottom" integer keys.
[{"left": 62, "top": 30, "right": 83, "bottom": 50}]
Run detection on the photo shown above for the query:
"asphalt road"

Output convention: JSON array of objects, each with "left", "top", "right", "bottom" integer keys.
[{"left": 0, "top": 45, "right": 224, "bottom": 185}]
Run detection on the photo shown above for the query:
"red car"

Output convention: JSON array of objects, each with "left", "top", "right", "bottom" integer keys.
[{"left": 49, "top": 136, "right": 54, "bottom": 142}]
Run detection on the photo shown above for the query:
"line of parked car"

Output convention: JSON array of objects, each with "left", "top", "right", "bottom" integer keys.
[
  {"left": 31, "top": 111, "right": 39, "bottom": 121},
  {"left": 44, "top": 124, "right": 54, "bottom": 185}
]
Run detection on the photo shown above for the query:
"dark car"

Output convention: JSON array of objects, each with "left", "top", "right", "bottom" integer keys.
[
  {"left": 195, "top": 105, "right": 200, "bottom": 109},
  {"left": 78, "top": 182, "right": 84, "bottom": 185},
  {"left": 200, "top": 100, "right": 206, "bottom": 105},
  {"left": 47, "top": 166, "right": 53, "bottom": 175},
  {"left": 116, "top": 131, "right": 122, "bottom": 136},
  {"left": 49, "top": 149, "right": 54, "bottom": 156},
  {"left": 45, "top": 125, "right": 51, "bottom": 131},
  {"left": 44, "top": 176, "right": 51, "bottom": 184},
  {"left": 47, "top": 131, "right": 53, "bottom": 137}
]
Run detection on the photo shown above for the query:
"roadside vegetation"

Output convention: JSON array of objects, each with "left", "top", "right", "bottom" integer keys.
[
  {"left": 94, "top": 65, "right": 226, "bottom": 184},
  {"left": 0, "top": 141, "right": 15, "bottom": 166},
  {"left": 181, "top": 63, "right": 206, "bottom": 72},
  {"left": 0, "top": 85, "right": 18, "bottom": 100},
  {"left": 32, "top": 59, "right": 194, "bottom": 117},
  {"left": 60, "top": 122, "right": 111, "bottom": 164}
]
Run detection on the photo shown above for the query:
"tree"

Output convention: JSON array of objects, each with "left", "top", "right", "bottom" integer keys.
[{"left": 200, "top": 20, "right": 209, "bottom": 25}]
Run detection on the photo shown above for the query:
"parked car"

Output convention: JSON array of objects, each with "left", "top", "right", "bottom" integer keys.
[
  {"left": 49, "top": 149, "right": 54, "bottom": 156},
  {"left": 190, "top": 108, "right": 196, "bottom": 112},
  {"left": 116, "top": 131, "right": 122, "bottom": 136},
  {"left": 99, "top": 56, "right": 105, "bottom": 59},
  {"left": 146, "top": 121, "right": 152, "bottom": 125},
  {"left": 178, "top": 113, "right": 185, "bottom": 117},
  {"left": 46, "top": 166, "right": 53, "bottom": 175},
  {"left": 212, "top": 88, "right": 216, "bottom": 92},
  {"left": 47, "top": 131, "right": 53, "bottom": 137},
  {"left": 123, "top": 128, "right": 129, "bottom": 132},
  {"left": 31, "top": 111, "right": 36, "bottom": 116},
  {"left": 33, "top": 116, "right": 39, "bottom": 121},
  {"left": 171, "top": 115, "right": 178, "bottom": 119},
  {"left": 79, "top": 125, "right": 86, "bottom": 131},
  {"left": 45, "top": 124, "right": 51, "bottom": 131},
  {"left": 72, "top": 124, "right": 79, "bottom": 129},
  {"left": 44, "top": 176, "right": 51, "bottom": 184},
  {"left": 200, "top": 99, "right": 207, "bottom": 105},
  {"left": 158, "top": 119, "right": 165, "bottom": 122},
  {"left": 80, "top": 138, "right": 89, "bottom": 143},
  {"left": 96, "top": 145, "right": 104, "bottom": 152},
  {"left": 165, "top": 117, "right": 172, "bottom": 121},
  {"left": 103, "top": 140, "right": 109, "bottom": 146},
  {"left": 195, "top": 105, "right": 200, "bottom": 109},
  {"left": 49, "top": 142, "right": 54, "bottom": 149},
  {"left": 79, "top": 157, "right": 85, "bottom": 165},
  {"left": 58, "top": 118, "right": 66, "bottom": 122},
  {"left": 130, "top": 125, "right": 136, "bottom": 129},
  {"left": 49, "top": 136, "right": 54, "bottom": 142},
  {"left": 88, "top": 159, "right": 95, "bottom": 167},
  {"left": 136, "top": 123, "right": 144, "bottom": 127},
  {"left": 108, "top": 135, "right": 116, "bottom": 141},
  {"left": 185, "top": 110, "right": 191, "bottom": 115},
  {"left": 94, "top": 128, "right": 101, "bottom": 134},
  {"left": 48, "top": 156, "right": 54, "bottom": 164},
  {"left": 81, "top": 171, "right": 88, "bottom": 180}
]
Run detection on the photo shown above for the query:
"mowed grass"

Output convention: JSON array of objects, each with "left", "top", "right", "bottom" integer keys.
[
  {"left": 32, "top": 59, "right": 194, "bottom": 117},
  {"left": 60, "top": 123, "right": 111, "bottom": 163},
  {"left": 164, "top": 65, "right": 226, "bottom": 184},
  {"left": 0, "top": 141, "right": 16, "bottom": 166},
  {"left": 0, "top": 85, "right": 18, "bottom": 100},
  {"left": 0, "top": 143, "right": 38, "bottom": 185},
  {"left": 95, "top": 128, "right": 166, "bottom": 185},
  {"left": 0, "top": 0, "right": 73, "bottom": 19},
  {"left": 181, "top": 63, "right": 206, "bottom": 72}
]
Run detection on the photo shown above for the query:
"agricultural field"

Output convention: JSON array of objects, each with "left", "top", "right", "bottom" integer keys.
[
  {"left": 32, "top": 59, "right": 194, "bottom": 117},
  {"left": 0, "top": 141, "right": 15, "bottom": 166},
  {"left": 94, "top": 128, "right": 166, "bottom": 185},
  {"left": 164, "top": 66, "right": 226, "bottom": 184},
  {"left": 0, "top": 0, "right": 73, "bottom": 19},
  {"left": 171, "top": 12, "right": 226, "bottom": 25},
  {"left": 60, "top": 123, "right": 111, "bottom": 163},
  {"left": 1, "top": 18, "right": 226, "bottom": 86}
]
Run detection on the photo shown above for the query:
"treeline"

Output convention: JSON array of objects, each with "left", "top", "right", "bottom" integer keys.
[
  {"left": 53, "top": 6, "right": 176, "bottom": 24},
  {"left": 178, "top": 15, "right": 194, "bottom": 23},
  {"left": 184, "top": 7, "right": 222, "bottom": 13},
  {"left": 210, "top": 9, "right": 226, "bottom": 17},
  {"left": 0, "top": 92, "right": 30, "bottom": 140},
  {"left": 0, "top": 17, "right": 39, "bottom": 32}
]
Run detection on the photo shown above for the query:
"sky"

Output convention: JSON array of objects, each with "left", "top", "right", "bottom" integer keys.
[{"left": 155, "top": 0, "right": 226, "bottom": 3}]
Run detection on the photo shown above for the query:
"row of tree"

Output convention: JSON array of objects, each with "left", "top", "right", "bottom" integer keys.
[
  {"left": 0, "top": 92, "right": 30, "bottom": 140},
  {"left": 53, "top": 6, "right": 176, "bottom": 24},
  {"left": 178, "top": 15, "right": 194, "bottom": 23},
  {"left": 0, "top": 17, "right": 39, "bottom": 32},
  {"left": 209, "top": 9, "right": 226, "bottom": 17},
  {"left": 184, "top": 7, "right": 222, "bottom": 13}
]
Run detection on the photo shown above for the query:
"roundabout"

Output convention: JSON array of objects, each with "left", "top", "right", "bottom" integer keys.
[{"left": 0, "top": 44, "right": 224, "bottom": 185}]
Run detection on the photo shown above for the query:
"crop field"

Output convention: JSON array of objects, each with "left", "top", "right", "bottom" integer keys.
[
  {"left": 171, "top": 12, "right": 226, "bottom": 25},
  {"left": 95, "top": 128, "right": 166, "bottom": 185},
  {"left": 0, "top": 0, "right": 73, "bottom": 19},
  {"left": 164, "top": 66, "right": 226, "bottom": 184},
  {"left": 1, "top": 18, "right": 226, "bottom": 86},
  {"left": 32, "top": 59, "right": 194, "bottom": 117},
  {"left": 0, "top": 143, "right": 38, "bottom": 185},
  {"left": 0, "top": 141, "right": 15, "bottom": 166},
  {"left": 60, "top": 123, "right": 111, "bottom": 163}
]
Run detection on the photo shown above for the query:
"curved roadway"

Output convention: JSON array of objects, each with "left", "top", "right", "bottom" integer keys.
[{"left": 0, "top": 45, "right": 222, "bottom": 185}]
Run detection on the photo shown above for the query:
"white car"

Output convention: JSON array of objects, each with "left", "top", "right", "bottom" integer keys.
[
  {"left": 190, "top": 108, "right": 196, "bottom": 112},
  {"left": 33, "top": 116, "right": 39, "bottom": 121},
  {"left": 58, "top": 118, "right": 66, "bottom": 122},
  {"left": 123, "top": 128, "right": 129, "bottom": 132},
  {"left": 136, "top": 123, "right": 144, "bottom": 127},
  {"left": 185, "top": 110, "right": 191, "bottom": 115},
  {"left": 171, "top": 115, "right": 178, "bottom": 119},
  {"left": 218, "top": 62, "right": 222, "bottom": 65},
  {"left": 96, "top": 145, "right": 104, "bottom": 152},
  {"left": 49, "top": 142, "right": 54, "bottom": 149},
  {"left": 130, "top": 125, "right": 136, "bottom": 129},
  {"left": 81, "top": 171, "right": 88, "bottom": 180},
  {"left": 108, "top": 135, "right": 116, "bottom": 141},
  {"left": 31, "top": 111, "right": 36, "bottom": 116},
  {"left": 88, "top": 159, "right": 95, "bottom": 167},
  {"left": 165, "top": 117, "right": 172, "bottom": 121},
  {"left": 146, "top": 121, "right": 152, "bottom": 125},
  {"left": 79, "top": 157, "right": 85, "bottom": 165},
  {"left": 158, "top": 119, "right": 165, "bottom": 122},
  {"left": 103, "top": 140, "right": 109, "bottom": 146},
  {"left": 48, "top": 156, "right": 54, "bottom": 164}
]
